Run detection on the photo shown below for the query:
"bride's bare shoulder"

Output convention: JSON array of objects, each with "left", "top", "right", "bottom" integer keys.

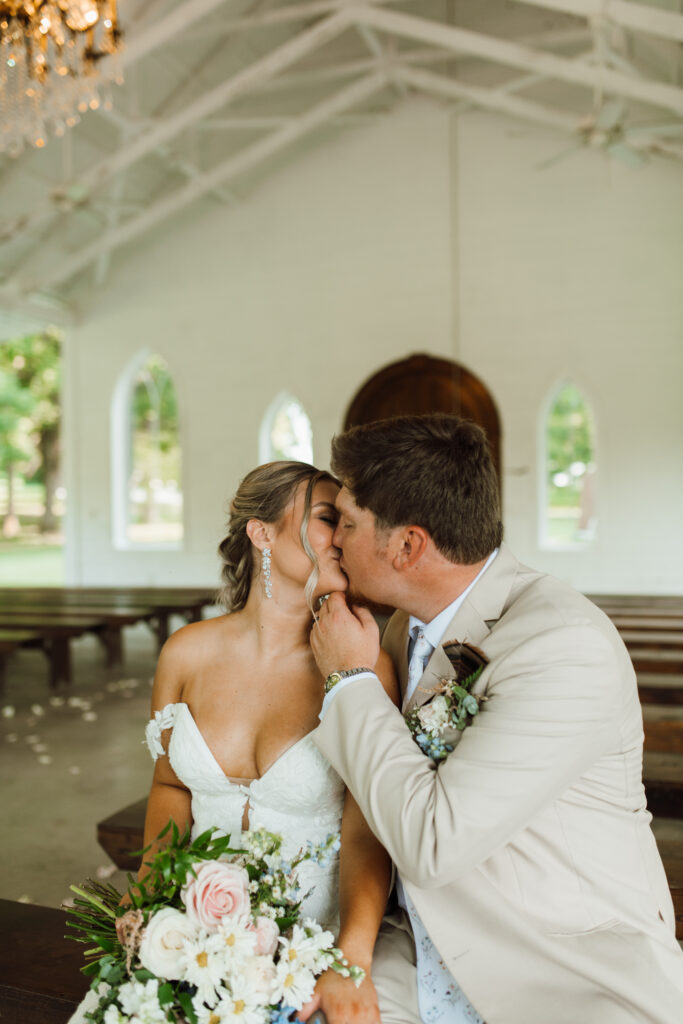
[
  {"left": 151, "top": 613, "right": 244, "bottom": 704},
  {"left": 162, "top": 612, "right": 243, "bottom": 660}
]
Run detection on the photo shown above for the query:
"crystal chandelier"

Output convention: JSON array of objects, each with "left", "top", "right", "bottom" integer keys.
[{"left": 0, "top": 2, "right": 123, "bottom": 156}]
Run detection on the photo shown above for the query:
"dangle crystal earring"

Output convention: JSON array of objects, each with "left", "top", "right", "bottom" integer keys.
[{"left": 262, "top": 547, "right": 273, "bottom": 599}]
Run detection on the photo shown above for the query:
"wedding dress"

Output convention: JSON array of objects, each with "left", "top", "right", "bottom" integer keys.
[
  {"left": 145, "top": 702, "right": 346, "bottom": 930},
  {"left": 68, "top": 703, "right": 346, "bottom": 1024}
]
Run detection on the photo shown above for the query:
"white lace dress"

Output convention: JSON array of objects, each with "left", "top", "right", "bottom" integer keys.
[{"left": 144, "top": 702, "right": 346, "bottom": 929}]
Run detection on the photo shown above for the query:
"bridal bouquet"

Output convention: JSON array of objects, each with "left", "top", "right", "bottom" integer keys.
[{"left": 66, "top": 823, "right": 363, "bottom": 1024}]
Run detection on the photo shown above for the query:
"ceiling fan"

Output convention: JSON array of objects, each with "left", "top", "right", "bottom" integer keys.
[{"left": 538, "top": 100, "right": 683, "bottom": 169}]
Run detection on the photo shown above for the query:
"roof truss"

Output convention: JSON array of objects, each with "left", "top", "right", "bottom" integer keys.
[{"left": 1, "top": 0, "right": 681, "bottom": 309}]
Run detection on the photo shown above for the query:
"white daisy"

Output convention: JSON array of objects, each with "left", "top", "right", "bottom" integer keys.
[
  {"left": 278, "top": 923, "right": 329, "bottom": 973},
  {"left": 180, "top": 932, "right": 226, "bottom": 1007},
  {"left": 210, "top": 979, "right": 271, "bottom": 1024},
  {"left": 274, "top": 957, "right": 317, "bottom": 1011},
  {"left": 215, "top": 915, "right": 257, "bottom": 969}
]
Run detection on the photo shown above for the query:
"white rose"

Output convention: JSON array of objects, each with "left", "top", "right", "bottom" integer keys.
[
  {"left": 417, "top": 695, "right": 450, "bottom": 735},
  {"left": 138, "top": 907, "right": 197, "bottom": 980}
]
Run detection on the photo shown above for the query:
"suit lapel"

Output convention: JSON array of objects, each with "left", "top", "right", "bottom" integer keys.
[{"left": 403, "top": 544, "right": 521, "bottom": 714}]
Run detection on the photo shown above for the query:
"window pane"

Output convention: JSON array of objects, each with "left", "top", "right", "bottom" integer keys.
[
  {"left": 127, "top": 355, "right": 183, "bottom": 544},
  {"left": 264, "top": 395, "right": 313, "bottom": 463},
  {"left": 544, "top": 383, "right": 597, "bottom": 546}
]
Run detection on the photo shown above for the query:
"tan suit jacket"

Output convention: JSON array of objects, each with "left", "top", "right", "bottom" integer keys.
[{"left": 314, "top": 544, "right": 683, "bottom": 1023}]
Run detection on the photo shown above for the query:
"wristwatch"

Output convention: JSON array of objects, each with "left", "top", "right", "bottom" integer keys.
[{"left": 324, "top": 667, "right": 373, "bottom": 695}]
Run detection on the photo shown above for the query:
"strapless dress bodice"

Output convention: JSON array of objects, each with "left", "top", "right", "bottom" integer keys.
[{"left": 145, "top": 702, "right": 345, "bottom": 929}]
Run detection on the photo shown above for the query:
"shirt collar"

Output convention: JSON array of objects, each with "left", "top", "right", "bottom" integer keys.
[{"left": 408, "top": 548, "right": 498, "bottom": 649}]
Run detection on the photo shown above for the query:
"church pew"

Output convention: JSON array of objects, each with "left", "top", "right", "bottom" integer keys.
[
  {"left": 0, "top": 587, "right": 215, "bottom": 647},
  {"left": 0, "top": 621, "right": 99, "bottom": 688},
  {"left": 0, "top": 631, "right": 40, "bottom": 692},
  {"left": 638, "top": 675, "right": 683, "bottom": 706},
  {"left": 643, "top": 711, "right": 683, "bottom": 754},
  {"left": 643, "top": 752, "right": 683, "bottom": 819},
  {"left": 0, "top": 607, "right": 157, "bottom": 666},
  {"left": 0, "top": 899, "right": 89, "bottom": 1023},
  {"left": 630, "top": 650, "right": 683, "bottom": 675},
  {"left": 97, "top": 796, "right": 148, "bottom": 873},
  {"left": 588, "top": 595, "right": 683, "bottom": 612},
  {"left": 610, "top": 615, "right": 683, "bottom": 632}
]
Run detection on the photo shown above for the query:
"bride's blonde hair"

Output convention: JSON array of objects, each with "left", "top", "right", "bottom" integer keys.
[{"left": 218, "top": 461, "right": 338, "bottom": 612}]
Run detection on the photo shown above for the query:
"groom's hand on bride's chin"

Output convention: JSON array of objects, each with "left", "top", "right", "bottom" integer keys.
[
  {"left": 310, "top": 592, "right": 380, "bottom": 679},
  {"left": 298, "top": 969, "right": 381, "bottom": 1024}
]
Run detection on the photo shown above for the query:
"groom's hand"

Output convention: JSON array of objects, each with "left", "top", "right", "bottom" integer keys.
[{"left": 311, "top": 592, "right": 380, "bottom": 680}]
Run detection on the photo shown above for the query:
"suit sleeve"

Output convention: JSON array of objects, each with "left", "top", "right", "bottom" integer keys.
[{"left": 313, "top": 622, "right": 625, "bottom": 888}]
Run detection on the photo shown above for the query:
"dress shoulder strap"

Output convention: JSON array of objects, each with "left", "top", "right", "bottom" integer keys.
[{"left": 145, "top": 702, "right": 183, "bottom": 761}]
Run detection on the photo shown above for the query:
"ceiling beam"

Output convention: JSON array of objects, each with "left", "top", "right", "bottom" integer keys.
[
  {"left": 177, "top": 0, "right": 412, "bottom": 40},
  {"left": 94, "top": 0, "right": 234, "bottom": 77},
  {"left": 396, "top": 66, "right": 577, "bottom": 133},
  {"left": 76, "top": 11, "right": 353, "bottom": 194},
  {"left": 349, "top": 5, "right": 683, "bottom": 115},
  {"left": 506, "top": 0, "right": 683, "bottom": 45},
  {"left": 27, "top": 71, "right": 388, "bottom": 294},
  {"left": 1, "top": 11, "right": 351, "bottom": 260}
]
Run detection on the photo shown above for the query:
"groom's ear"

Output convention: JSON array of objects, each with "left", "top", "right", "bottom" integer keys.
[{"left": 391, "top": 526, "right": 430, "bottom": 572}]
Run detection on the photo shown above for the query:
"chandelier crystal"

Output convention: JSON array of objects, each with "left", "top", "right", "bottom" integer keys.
[{"left": 0, "top": 1, "right": 123, "bottom": 156}]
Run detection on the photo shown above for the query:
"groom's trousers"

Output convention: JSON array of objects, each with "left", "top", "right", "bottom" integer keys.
[{"left": 371, "top": 910, "right": 421, "bottom": 1024}]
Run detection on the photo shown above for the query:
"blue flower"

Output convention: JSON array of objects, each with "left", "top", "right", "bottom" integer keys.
[{"left": 270, "top": 1005, "right": 297, "bottom": 1023}]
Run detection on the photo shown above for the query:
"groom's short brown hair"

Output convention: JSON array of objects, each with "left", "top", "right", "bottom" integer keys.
[{"left": 331, "top": 414, "right": 503, "bottom": 565}]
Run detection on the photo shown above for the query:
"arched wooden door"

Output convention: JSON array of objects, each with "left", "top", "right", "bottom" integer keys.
[{"left": 344, "top": 353, "right": 502, "bottom": 485}]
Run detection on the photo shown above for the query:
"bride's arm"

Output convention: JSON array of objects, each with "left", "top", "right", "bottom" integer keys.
[
  {"left": 301, "top": 649, "right": 399, "bottom": 1024},
  {"left": 138, "top": 634, "right": 193, "bottom": 886}
]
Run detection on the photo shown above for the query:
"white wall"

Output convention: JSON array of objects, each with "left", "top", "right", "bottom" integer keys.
[
  {"left": 454, "top": 111, "right": 683, "bottom": 593},
  {"left": 64, "top": 98, "right": 683, "bottom": 593}
]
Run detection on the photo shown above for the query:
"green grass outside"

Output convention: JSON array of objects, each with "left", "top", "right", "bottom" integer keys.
[{"left": 0, "top": 542, "right": 64, "bottom": 585}]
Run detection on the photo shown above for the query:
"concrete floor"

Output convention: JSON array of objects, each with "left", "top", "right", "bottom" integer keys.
[{"left": 2, "top": 623, "right": 159, "bottom": 909}]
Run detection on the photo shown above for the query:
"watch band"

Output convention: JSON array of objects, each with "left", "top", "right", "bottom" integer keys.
[{"left": 324, "top": 667, "right": 374, "bottom": 695}]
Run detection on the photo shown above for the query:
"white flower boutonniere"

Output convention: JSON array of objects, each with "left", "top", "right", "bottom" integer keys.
[{"left": 405, "top": 639, "right": 489, "bottom": 762}]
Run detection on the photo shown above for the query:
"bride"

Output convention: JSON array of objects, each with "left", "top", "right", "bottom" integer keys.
[{"left": 140, "top": 461, "right": 399, "bottom": 1024}]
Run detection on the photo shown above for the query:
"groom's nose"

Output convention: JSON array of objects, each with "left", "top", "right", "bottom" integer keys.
[{"left": 332, "top": 522, "right": 344, "bottom": 549}]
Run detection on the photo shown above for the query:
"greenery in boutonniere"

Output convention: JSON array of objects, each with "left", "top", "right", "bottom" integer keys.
[{"left": 405, "top": 640, "right": 489, "bottom": 763}]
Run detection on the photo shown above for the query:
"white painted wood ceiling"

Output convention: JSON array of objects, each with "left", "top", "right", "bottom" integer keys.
[{"left": 0, "top": 0, "right": 681, "bottom": 330}]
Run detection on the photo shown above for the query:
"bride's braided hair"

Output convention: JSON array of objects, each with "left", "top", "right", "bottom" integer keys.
[{"left": 218, "top": 461, "right": 337, "bottom": 612}]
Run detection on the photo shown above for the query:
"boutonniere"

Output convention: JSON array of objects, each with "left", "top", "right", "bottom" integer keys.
[{"left": 405, "top": 640, "right": 489, "bottom": 762}]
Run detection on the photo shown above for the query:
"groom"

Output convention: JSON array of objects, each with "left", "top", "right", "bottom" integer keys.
[{"left": 310, "top": 414, "right": 683, "bottom": 1024}]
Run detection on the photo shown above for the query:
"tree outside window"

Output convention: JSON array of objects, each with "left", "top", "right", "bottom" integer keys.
[
  {"left": 543, "top": 383, "right": 597, "bottom": 546},
  {"left": 127, "top": 355, "right": 183, "bottom": 545}
]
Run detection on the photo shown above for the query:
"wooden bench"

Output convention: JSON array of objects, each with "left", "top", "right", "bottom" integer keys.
[
  {"left": 0, "top": 898, "right": 89, "bottom": 1023},
  {"left": 97, "top": 796, "right": 148, "bottom": 873},
  {"left": 0, "top": 587, "right": 215, "bottom": 647},
  {"left": 0, "top": 621, "right": 99, "bottom": 690},
  {"left": 638, "top": 673, "right": 683, "bottom": 705},
  {"left": 0, "top": 587, "right": 217, "bottom": 689}
]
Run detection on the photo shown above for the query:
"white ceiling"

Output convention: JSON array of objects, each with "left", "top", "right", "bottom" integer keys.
[{"left": 0, "top": 0, "right": 681, "bottom": 329}]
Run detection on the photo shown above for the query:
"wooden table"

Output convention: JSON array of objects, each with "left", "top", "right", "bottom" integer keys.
[{"left": 0, "top": 899, "right": 90, "bottom": 1023}]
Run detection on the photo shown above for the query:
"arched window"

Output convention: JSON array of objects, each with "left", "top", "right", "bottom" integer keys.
[
  {"left": 112, "top": 352, "right": 183, "bottom": 548},
  {"left": 541, "top": 382, "right": 597, "bottom": 547},
  {"left": 259, "top": 392, "right": 313, "bottom": 464}
]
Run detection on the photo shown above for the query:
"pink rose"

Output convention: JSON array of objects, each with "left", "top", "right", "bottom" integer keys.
[
  {"left": 250, "top": 915, "right": 279, "bottom": 956},
  {"left": 181, "top": 861, "right": 250, "bottom": 931}
]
